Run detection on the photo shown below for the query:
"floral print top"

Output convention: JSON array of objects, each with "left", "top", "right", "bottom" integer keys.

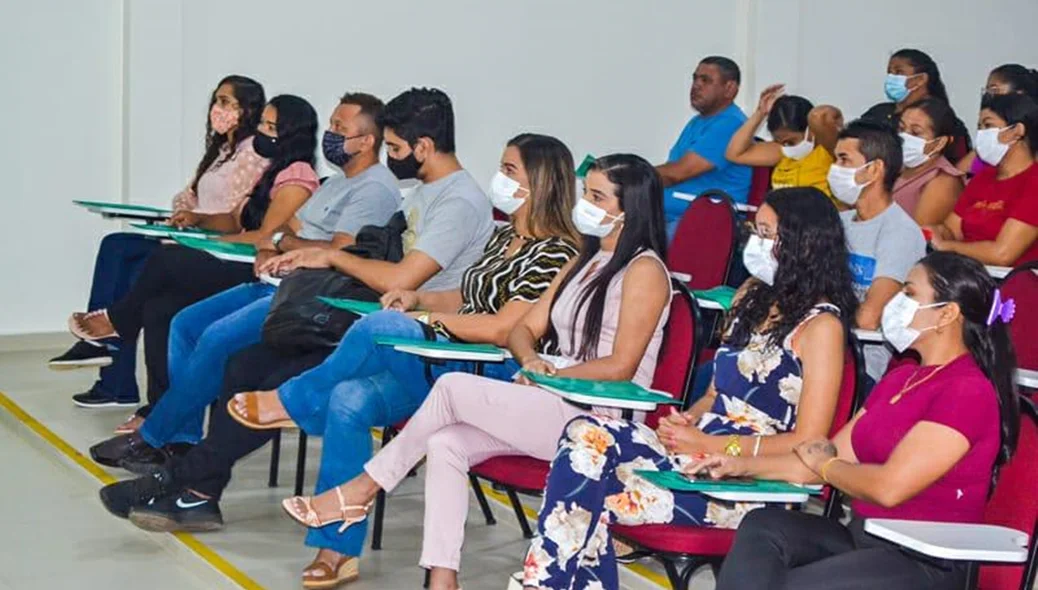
[{"left": 697, "top": 302, "right": 841, "bottom": 437}]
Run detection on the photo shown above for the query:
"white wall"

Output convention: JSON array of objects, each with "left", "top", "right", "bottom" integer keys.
[{"left": 5, "top": 0, "right": 1038, "bottom": 335}]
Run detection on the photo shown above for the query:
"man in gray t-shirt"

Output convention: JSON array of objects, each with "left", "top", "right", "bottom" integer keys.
[{"left": 295, "top": 165, "right": 400, "bottom": 241}]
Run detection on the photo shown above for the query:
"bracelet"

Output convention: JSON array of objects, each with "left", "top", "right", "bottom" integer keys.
[
  {"left": 819, "top": 457, "right": 842, "bottom": 483},
  {"left": 724, "top": 435, "right": 742, "bottom": 457},
  {"left": 752, "top": 435, "right": 762, "bottom": 457}
]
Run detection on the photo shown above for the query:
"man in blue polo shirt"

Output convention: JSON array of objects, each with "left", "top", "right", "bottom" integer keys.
[{"left": 657, "top": 56, "right": 752, "bottom": 236}]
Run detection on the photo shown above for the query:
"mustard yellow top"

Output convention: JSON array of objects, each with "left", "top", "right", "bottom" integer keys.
[{"left": 770, "top": 145, "right": 837, "bottom": 206}]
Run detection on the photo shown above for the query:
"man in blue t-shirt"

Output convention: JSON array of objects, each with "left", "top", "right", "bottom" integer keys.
[{"left": 657, "top": 56, "right": 752, "bottom": 234}]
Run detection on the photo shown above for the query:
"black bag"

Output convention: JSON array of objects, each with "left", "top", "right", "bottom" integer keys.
[{"left": 261, "top": 212, "right": 407, "bottom": 354}]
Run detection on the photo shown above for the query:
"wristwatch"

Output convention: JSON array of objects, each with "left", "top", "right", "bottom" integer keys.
[{"left": 271, "top": 231, "right": 286, "bottom": 252}]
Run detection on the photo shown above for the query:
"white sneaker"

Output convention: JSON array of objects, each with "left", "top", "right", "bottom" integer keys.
[{"left": 506, "top": 571, "right": 524, "bottom": 589}]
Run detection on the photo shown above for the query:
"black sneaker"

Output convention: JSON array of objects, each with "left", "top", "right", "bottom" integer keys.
[
  {"left": 89, "top": 432, "right": 162, "bottom": 468},
  {"left": 99, "top": 469, "right": 173, "bottom": 519},
  {"left": 72, "top": 384, "right": 138, "bottom": 409},
  {"left": 49, "top": 341, "right": 113, "bottom": 370},
  {"left": 129, "top": 490, "right": 224, "bottom": 532},
  {"left": 121, "top": 443, "right": 194, "bottom": 476}
]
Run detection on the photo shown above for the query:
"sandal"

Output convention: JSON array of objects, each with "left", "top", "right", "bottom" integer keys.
[
  {"left": 282, "top": 487, "right": 373, "bottom": 534},
  {"left": 114, "top": 414, "right": 145, "bottom": 435},
  {"left": 302, "top": 556, "right": 359, "bottom": 589},
  {"left": 69, "top": 310, "right": 118, "bottom": 341},
  {"left": 226, "top": 392, "right": 296, "bottom": 430}
]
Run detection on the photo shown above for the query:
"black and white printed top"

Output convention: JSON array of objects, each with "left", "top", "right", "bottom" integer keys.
[{"left": 457, "top": 224, "right": 578, "bottom": 315}]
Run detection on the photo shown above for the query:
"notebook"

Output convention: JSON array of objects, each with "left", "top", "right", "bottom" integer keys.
[
  {"left": 521, "top": 372, "right": 679, "bottom": 407},
  {"left": 316, "top": 297, "right": 383, "bottom": 316},
  {"left": 130, "top": 223, "right": 220, "bottom": 239},
  {"left": 374, "top": 336, "right": 507, "bottom": 362},
  {"left": 692, "top": 286, "right": 737, "bottom": 311},
  {"left": 73, "top": 200, "right": 172, "bottom": 215},
  {"left": 172, "top": 236, "right": 256, "bottom": 261},
  {"left": 634, "top": 469, "right": 822, "bottom": 495}
]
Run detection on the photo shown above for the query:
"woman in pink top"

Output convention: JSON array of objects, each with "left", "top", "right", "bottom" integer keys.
[
  {"left": 278, "top": 154, "right": 673, "bottom": 590},
  {"left": 894, "top": 98, "right": 965, "bottom": 225},
  {"left": 701, "top": 251, "right": 1020, "bottom": 590}
]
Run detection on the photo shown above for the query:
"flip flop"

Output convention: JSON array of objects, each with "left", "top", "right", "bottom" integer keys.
[
  {"left": 225, "top": 392, "right": 297, "bottom": 430},
  {"left": 68, "top": 310, "right": 118, "bottom": 341}
]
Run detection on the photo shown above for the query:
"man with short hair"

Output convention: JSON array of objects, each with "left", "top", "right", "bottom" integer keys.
[
  {"left": 657, "top": 55, "right": 752, "bottom": 234},
  {"left": 832, "top": 119, "right": 926, "bottom": 378}
]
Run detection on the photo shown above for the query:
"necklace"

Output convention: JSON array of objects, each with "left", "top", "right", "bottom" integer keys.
[{"left": 889, "top": 362, "right": 951, "bottom": 404}]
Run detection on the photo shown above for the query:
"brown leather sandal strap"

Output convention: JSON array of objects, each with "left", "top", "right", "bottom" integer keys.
[{"left": 303, "top": 561, "right": 334, "bottom": 580}]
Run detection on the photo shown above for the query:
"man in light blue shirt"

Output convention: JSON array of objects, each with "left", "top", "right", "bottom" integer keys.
[{"left": 657, "top": 56, "right": 752, "bottom": 235}]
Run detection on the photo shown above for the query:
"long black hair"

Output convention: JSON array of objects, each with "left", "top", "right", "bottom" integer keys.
[
  {"left": 191, "top": 75, "right": 265, "bottom": 195},
  {"left": 239, "top": 95, "right": 318, "bottom": 231},
  {"left": 902, "top": 97, "right": 960, "bottom": 158},
  {"left": 767, "top": 95, "right": 814, "bottom": 135},
  {"left": 981, "top": 92, "right": 1038, "bottom": 158},
  {"left": 918, "top": 251, "right": 1020, "bottom": 482},
  {"left": 892, "top": 48, "right": 949, "bottom": 103},
  {"left": 990, "top": 64, "right": 1038, "bottom": 100},
  {"left": 726, "top": 187, "right": 858, "bottom": 349},
  {"left": 543, "top": 154, "right": 667, "bottom": 360}
]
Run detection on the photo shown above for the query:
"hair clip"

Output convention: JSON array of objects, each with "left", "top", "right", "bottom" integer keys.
[{"left": 986, "top": 288, "right": 1016, "bottom": 326}]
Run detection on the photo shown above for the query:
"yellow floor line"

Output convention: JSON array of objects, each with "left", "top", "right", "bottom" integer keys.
[
  {"left": 0, "top": 391, "right": 265, "bottom": 590},
  {"left": 371, "top": 428, "right": 670, "bottom": 588}
]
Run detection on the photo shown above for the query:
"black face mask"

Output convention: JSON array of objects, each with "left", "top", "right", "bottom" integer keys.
[
  {"left": 322, "top": 131, "right": 352, "bottom": 167},
  {"left": 253, "top": 132, "right": 280, "bottom": 159},
  {"left": 388, "top": 151, "right": 422, "bottom": 180}
]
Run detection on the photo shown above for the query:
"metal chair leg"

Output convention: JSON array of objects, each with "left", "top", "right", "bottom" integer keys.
[
  {"left": 371, "top": 488, "right": 387, "bottom": 550},
  {"left": 294, "top": 431, "right": 307, "bottom": 496},
  {"left": 506, "top": 489, "right": 534, "bottom": 538},
  {"left": 268, "top": 429, "right": 282, "bottom": 488},
  {"left": 469, "top": 475, "right": 497, "bottom": 525}
]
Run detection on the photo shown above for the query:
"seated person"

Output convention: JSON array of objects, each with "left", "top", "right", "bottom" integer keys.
[
  {"left": 893, "top": 98, "right": 965, "bottom": 225},
  {"left": 67, "top": 95, "right": 320, "bottom": 424},
  {"left": 104, "top": 134, "right": 582, "bottom": 589},
  {"left": 52, "top": 75, "right": 268, "bottom": 409},
  {"left": 831, "top": 120, "right": 926, "bottom": 379},
  {"left": 931, "top": 93, "right": 1038, "bottom": 266},
  {"left": 87, "top": 92, "right": 400, "bottom": 439},
  {"left": 271, "top": 154, "right": 671, "bottom": 590},
  {"left": 862, "top": 48, "right": 971, "bottom": 164},
  {"left": 89, "top": 87, "right": 492, "bottom": 470},
  {"left": 959, "top": 63, "right": 1038, "bottom": 175},
  {"left": 726, "top": 84, "right": 843, "bottom": 209},
  {"left": 656, "top": 56, "right": 752, "bottom": 236},
  {"left": 708, "top": 252, "right": 1020, "bottom": 590},
  {"left": 515, "top": 187, "right": 858, "bottom": 589}
]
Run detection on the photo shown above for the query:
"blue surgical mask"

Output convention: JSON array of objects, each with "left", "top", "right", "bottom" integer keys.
[{"left": 884, "top": 73, "right": 919, "bottom": 103}]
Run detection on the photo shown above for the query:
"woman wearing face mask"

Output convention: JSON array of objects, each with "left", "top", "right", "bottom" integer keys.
[
  {"left": 52, "top": 75, "right": 268, "bottom": 408},
  {"left": 862, "top": 48, "right": 971, "bottom": 164},
  {"left": 69, "top": 95, "right": 319, "bottom": 427},
  {"left": 930, "top": 93, "right": 1038, "bottom": 266},
  {"left": 726, "top": 85, "right": 844, "bottom": 208},
  {"left": 513, "top": 187, "right": 858, "bottom": 590},
  {"left": 893, "top": 98, "right": 965, "bottom": 225},
  {"left": 269, "top": 155, "right": 669, "bottom": 590},
  {"left": 958, "top": 63, "right": 1038, "bottom": 175},
  {"left": 705, "top": 251, "right": 1020, "bottom": 590}
]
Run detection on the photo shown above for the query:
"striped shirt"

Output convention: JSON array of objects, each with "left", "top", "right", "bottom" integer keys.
[{"left": 457, "top": 225, "right": 577, "bottom": 315}]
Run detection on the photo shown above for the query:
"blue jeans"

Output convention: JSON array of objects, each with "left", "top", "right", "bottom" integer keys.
[
  {"left": 276, "top": 310, "right": 519, "bottom": 556},
  {"left": 88, "top": 232, "right": 161, "bottom": 402},
  {"left": 138, "top": 282, "right": 275, "bottom": 447}
]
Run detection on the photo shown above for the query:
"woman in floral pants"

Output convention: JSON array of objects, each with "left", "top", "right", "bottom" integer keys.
[{"left": 521, "top": 187, "right": 860, "bottom": 589}]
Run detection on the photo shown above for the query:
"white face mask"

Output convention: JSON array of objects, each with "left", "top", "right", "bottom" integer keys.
[
  {"left": 827, "top": 162, "right": 874, "bottom": 206},
  {"left": 780, "top": 134, "right": 815, "bottom": 161},
  {"left": 742, "top": 234, "right": 778, "bottom": 285},
  {"left": 880, "top": 292, "right": 947, "bottom": 353},
  {"left": 488, "top": 171, "right": 528, "bottom": 215},
  {"left": 571, "top": 198, "right": 623, "bottom": 238},
  {"left": 975, "top": 127, "right": 1014, "bottom": 166},
  {"left": 899, "top": 132, "right": 935, "bottom": 168}
]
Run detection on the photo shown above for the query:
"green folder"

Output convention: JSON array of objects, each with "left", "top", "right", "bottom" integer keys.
[
  {"left": 575, "top": 154, "right": 597, "bottom": 178},
  {"left": 521, "top": 372, "right": 680, "bottom": 406},
  {"left": 130, "top": 223, "right": 221, "bottom": 238},
  {"left": 633, "top": 470, "right": 822, "bottom": 495},
  {"left": 173, "top": 236, "right": 256, "bottom": 258},
  {"left": 73, "top": 200, "right": 172, "bottom": 215},
  {"left": 374, "top": 336, "right": 505, "bottom": 357},
  {"left": 317, "top": 297, "right": 384, "bottom": 316},
  {"left": 692, "top": 286, "right": 737, "bottom": 311}
]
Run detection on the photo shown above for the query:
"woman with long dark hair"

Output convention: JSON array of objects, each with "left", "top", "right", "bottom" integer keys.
[
  {"left": 68, "top": 94, "right": 319, "bottom": 429},
  {"left": 892, "top": 97, "right": 965, "bottom": 225},
  {"left": 271, "top": 154, "right": 672, "bottom": 590},
  {"left": 52, "top": 75, "right": 267, "bottom": 409},
  {"left": 509, "top": 187, "right": 857, "bottom": 589},
  {"left": 960, "top": 63, "right": 1038, "bottom": 175},
  {"left": 863, "top": 48, "right": 972, "bottom": 163},
  {"left": 707, "top": 251, "right": 1020, "bottom": 590}
]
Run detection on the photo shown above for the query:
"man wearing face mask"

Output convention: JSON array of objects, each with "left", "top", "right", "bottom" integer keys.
[
  {"left": 831, "top": 120, "right": 926, "bottom": 380},
  {"left": 657, "top": 56, "right": 752, "bottom": 236}
]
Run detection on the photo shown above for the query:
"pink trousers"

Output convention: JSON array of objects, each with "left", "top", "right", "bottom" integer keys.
[{"left": 364, "top": 372, "right": 587, "bottom": 571}]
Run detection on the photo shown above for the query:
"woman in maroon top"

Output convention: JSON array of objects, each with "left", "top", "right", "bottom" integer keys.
[
  {"left": 692, "top": 252, "right": 1020, "bottom": 590},
  {"left": 930, "top": 93, "right": 1038, "bottom": 266}
]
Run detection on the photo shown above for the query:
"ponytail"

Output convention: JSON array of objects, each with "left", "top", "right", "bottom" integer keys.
[{"left": 990, "top": 63, "right": 1038, "bottom": 101}]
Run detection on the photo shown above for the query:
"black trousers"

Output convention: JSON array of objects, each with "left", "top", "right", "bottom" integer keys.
[
  {"left": 105, "top": 244, "right": 255, "bottom": 414},
  {"left": 171, "top": 342, "right": 331, "bottom": 499},
  {"left": 714, "top": 509, "right": 966, "bottom": 590}
]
